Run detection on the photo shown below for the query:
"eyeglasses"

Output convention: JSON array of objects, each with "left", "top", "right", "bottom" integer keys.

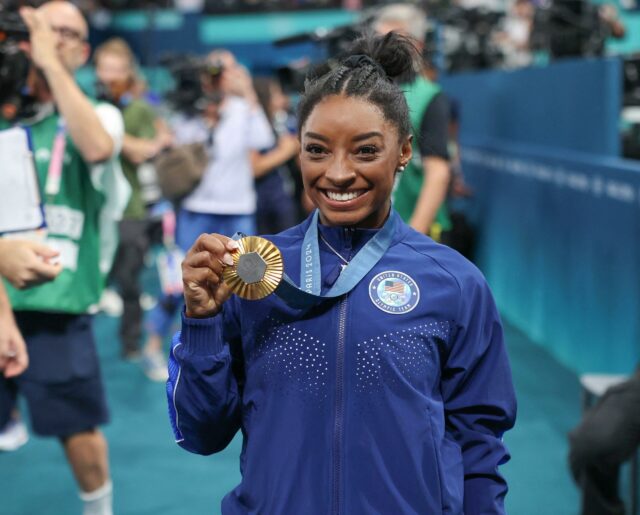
[{"left": 50, "top": 26, "right": 86, "bottom": 42}]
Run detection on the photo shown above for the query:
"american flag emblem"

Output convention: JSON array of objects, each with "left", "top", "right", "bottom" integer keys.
[
  {"left": 370, "top": 271, "right": 420, "bottom": 314},
  {"left": 384, "top": 280, "right": 405, "bottom": 294}
]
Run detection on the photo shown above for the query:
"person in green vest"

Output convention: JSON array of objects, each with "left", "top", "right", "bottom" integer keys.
[
  {"left": 374, "top": 4, "right": 452, "bottom": 241},
  {"left": 0, "top": 3, "right": 130, "bottom": 514},
  {"left": 94, "top": 37, "right": 173, "bottom": 380}
]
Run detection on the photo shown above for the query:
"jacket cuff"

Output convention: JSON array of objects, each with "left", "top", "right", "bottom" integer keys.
[{"left": 181, "top": 309, "right": 225, "bottom": 356}]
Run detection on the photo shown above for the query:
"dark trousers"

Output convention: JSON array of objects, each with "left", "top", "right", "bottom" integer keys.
[
  {"left": 110, "top": 219, "right": 150, "bottom": 356},
  {"left": 569, "top": 371, "right": 640, "bottom": 515}
]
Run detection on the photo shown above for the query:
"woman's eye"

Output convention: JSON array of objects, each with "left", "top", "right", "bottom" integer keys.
[
  {"left": 305, "top": 144, "right": 326, "bottom": 155},
  {"left": 357, "top": 145, "right": 379, "bottom": 156}
]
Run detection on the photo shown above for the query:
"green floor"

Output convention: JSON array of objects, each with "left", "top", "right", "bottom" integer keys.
[{"left": 2, "top": 314, "right": 584, "bottom": 514}]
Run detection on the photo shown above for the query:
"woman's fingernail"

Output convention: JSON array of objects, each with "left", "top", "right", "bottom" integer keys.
[
  {"left": 223, "top": 253, "right": 234, "bottom": 266},
  {"left": 227, "top": 240, "right": 239, "bottom": 250}
]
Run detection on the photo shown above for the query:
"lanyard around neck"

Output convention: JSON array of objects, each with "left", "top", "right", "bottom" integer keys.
[
  {"left": 44, "top": 119, "right": 66, "bottom": 197},
  {"left": 272, "top": 209, "right": 397, "bottom": 309}
]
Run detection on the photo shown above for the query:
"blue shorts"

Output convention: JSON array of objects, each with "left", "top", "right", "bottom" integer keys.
[{"left": 0, "top": 312, "right": 109, "bottom": 438}]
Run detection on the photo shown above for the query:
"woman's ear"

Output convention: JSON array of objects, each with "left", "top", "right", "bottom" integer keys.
[{"left": 400, "top": 135, "right": 413, "bottom": 168}]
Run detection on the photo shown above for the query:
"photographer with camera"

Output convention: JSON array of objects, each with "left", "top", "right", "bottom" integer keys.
[
  {"left": 94, "top": 37, "right": 173, "bottom": 379},
  {"left": 144, "top": 49, "right": 274, "bottom": 367},
  {"left": 0, "top": 2, "right": 129, "bottom": 514}
]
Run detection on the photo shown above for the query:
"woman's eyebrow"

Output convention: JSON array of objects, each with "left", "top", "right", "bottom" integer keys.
[
  {"left": 304, "top": 132, "right": 329, "bottom": 142},
  {"left": 352, "top": 131, "right": 383, "bottom": 142}
]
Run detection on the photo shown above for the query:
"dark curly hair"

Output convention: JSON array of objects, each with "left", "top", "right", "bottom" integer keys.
[{"left": 297, "top": 31, "right": 419, "bottom": 142}]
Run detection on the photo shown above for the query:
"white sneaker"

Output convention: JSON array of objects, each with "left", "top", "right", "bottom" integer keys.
[
  {"left": 98, "top": 288, "right": 123, "bottom": 317},
  {"left": 0, "top": 419, "right": 29, "bottom": 451},
  {"left": 141, "top": 350, "right": 168, "bottom": 382}
]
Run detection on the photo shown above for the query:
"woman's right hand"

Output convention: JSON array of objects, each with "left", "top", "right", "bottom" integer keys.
[{"left": 182, "top": 234, "right": 239, "bottom": 318}]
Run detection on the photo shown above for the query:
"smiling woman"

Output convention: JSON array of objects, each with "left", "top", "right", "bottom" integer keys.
[
  {"left": 295, "top": 33, "right": 416, "bottom": 229},
  {"left": 300, "top": 96, "right": 411, "bottom": 228},
  {"left": 169, "top": 31, "right": 517, "bottom": 515}
]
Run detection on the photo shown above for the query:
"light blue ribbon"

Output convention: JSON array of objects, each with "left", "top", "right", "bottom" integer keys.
[{"left": 274, "top": 209, "right": 398, "bottom": 309}]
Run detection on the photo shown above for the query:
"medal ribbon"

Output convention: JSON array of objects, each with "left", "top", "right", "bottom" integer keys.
[{"left": 272, "top": 209, "right": 398, "bottom": 309}]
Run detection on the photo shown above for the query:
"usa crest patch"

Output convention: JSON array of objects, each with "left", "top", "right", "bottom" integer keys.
[{"left": 369, "top": 271, "right": 420, "bottom": 314}]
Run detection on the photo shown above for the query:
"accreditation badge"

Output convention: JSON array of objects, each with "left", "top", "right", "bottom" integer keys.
[
  {"left": 157, "top": 246, "right": 185, "bottom": 296},
  {"left": 222, "top": 236, "right": 284, "bottom": 300}
]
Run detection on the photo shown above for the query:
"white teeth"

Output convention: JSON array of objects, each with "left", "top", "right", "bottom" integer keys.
[{"left": 326, "top": 191, "right": 362, "bottom": 201}]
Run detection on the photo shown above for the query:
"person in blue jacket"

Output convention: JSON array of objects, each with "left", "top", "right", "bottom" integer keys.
[{"left": 168, "top": 32, "right": 517, "bottom": 515}]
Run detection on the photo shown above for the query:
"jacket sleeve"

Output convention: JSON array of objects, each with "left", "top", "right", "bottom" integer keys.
[
  {"left": 167, "top": 304, "right": 243, "bottom": 455},
  {"left": 441, "top": 272, "right": 517, "bottom": 514}
]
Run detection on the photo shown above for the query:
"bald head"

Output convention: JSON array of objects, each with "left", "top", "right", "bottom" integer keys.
[
  {"left": 34, "top": 1, "right": 89, "bottom": 72},
  {"left": 39, "top": 1, "right": 88, "bottom": 41}
]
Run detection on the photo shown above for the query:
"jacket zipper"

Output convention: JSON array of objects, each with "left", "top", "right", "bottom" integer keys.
[
  {"left": 332, "top": 295, "right": 348, "bottom": 515},
  {"left": 332, "top": 227, "right": 353, "bottom": 515}
]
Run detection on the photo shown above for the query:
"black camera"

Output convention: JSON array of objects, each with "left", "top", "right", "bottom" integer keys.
[
  {"left": 531, "top": 0, "right": 608, "bottom": 59},
  {"left": 161, "top": 54, "right": 226, "bottom": 115},
  {"left": 0, "top": 7, "right": 34, "bottom": 120}
]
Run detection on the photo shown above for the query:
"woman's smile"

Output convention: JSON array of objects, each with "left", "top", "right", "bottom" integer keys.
[{"left": 322, "top": 189, "right": 369, "bottom": 203}]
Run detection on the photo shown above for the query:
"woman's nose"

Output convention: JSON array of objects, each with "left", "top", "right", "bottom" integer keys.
[{"left": 324, "top": 156, "right": 356, "bottom": 186}]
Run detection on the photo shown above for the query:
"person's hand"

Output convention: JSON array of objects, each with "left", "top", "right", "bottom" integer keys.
[
  {"left": 0, "top": 240, "right": 62, "bottom": 290},
  {"left": 19, "top": 7, "right": 63, "bottom": 73},
  {"left": 451, "top": 176, "right": 474, "bottom": 198},
  {"left": 156, "top": 130, "right": 174, "bottom": 152},
  {"left": 222, "top": 65, "right": 257, "bottom": 104},
  {"left": 0, "top": 314, "right": 28, "bottom": 378},
  {"left": 182, "top": 234, "right": 239, "bottom": 318}
]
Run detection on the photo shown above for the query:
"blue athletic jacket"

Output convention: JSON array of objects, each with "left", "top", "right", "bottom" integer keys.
[{"left": 167, "top": 212, "right": 517, "bottom": 515}]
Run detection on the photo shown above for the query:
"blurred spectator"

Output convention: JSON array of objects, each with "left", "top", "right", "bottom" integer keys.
[
  {"left": 143, "top": 49, "right": 274, "bottom": 373},
  {"left": 0, "top": 2, "right": 129, "bottom": 513},
  {"left": 374, "top": 4, "right": 452, "bottom": 241},
  {"left": 599, "top": 3, "right": 626, "bottom": 40},
  {"left": 252, "top": 76, "right": 300, "bottom": 234},
  {"left": 94, "top": 37, "right": 173, "bottom": 379},
  {"left": 494, "top": 0, "right": 534, "bottom": 68},
  {"left": 569, "top": 371, "right": 640, "bottom": 515}
]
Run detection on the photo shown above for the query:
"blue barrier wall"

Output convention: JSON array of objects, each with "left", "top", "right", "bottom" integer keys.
[
  {"left": 442, "top": 60, "right": 640, "bottom": 374},
  {"left": 442, "top": 58, "right": 622, "bottom": 156}
]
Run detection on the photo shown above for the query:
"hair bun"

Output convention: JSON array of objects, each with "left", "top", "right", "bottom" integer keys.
[
  {"left": 342, "top": 55, "right": 387, "bottom": 78},
  {"left": 345, "top": 31, "right": 418, "bottom": 83}
]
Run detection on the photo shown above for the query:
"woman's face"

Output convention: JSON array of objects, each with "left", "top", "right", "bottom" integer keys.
[{"left": 300, "top": 95, "right": 412, "bottom": 229}]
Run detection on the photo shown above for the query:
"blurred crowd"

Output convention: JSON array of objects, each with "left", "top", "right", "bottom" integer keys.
[{"left": 6, "top": 0, "right": 631, "bottom": 71}]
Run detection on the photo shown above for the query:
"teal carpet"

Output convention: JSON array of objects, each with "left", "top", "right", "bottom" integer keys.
[{"left": 1, "top": 314, "right": 583, "bottom": 514}]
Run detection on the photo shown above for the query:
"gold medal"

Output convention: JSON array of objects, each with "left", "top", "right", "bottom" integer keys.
[{"left": 222, "top": 236, "right": 284, "bottom": 300}]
